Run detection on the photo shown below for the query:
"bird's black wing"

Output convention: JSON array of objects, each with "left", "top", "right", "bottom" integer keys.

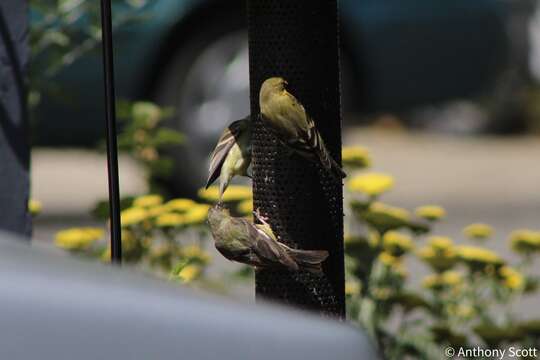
[{"left": 205, "top": 117, "right": 248, "bottom": 188}]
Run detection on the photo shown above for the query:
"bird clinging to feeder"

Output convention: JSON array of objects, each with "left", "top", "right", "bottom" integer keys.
[
  {"left": 259, "top": 77, "right": 346, "bottom": 179},
  {"left": 207, "top": 205, "right": 329, "bottom": 273},
  {"left": 206, "top": 115, "right": 252, "bottom": 202}
]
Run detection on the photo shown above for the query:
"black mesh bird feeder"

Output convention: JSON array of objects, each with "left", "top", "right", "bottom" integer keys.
[{"left": 247, "top": 0, "right": 345, "bottom": 317}]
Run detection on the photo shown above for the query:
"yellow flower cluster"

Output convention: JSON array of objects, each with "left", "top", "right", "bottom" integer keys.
[
  {"left": 121, "top": 207, "right": 148, "bottom": 226},
  {"left": 177, "top": 264, "right": 202, "bottom": 283},
  {"left": 28, "top": 199, "right": 42, "bottom": 216},
  {"left": 133, "top": 194, "right": 163, "bottom": 208},
  {"left": 422, "top": 271, "right": 463, "bottom": 290},
  {"left": 341, "top": 146, "right": 371, "bottom": 169},
  {"left": 237, "top": 199, "right": 253, "bottom": 216},
  {"left": 198, "top": 185, "right": 252, "bottom": 202},
  {"left": 463, "top": 223, "right": 493, "bottom": 240},
  {"left": 414, "top": 205, "right": 446, "bottom": 221},
  {"left": 509, "top": 229, "right": 540, "bottom": 254},
  {"left": 417, "top": 236, "right": 458, "bottom": 272},
  {"left": 457, "top": 245, "right": 503, "bottom": 267},
  {"left": 156, "top": 213, "right": 185, "bottom": 227},
  {"left": 499, "top": 266, "right": 525, "bottom": 290},
  {"left": 165, "top": 198, "right": 196, "bottom": 212},
  {"left": 382, "top": 231, "right": 414, "bottom": 256},
  {"left": 378, "top": 251, "right": 408, "bottom": 277},
  {"left": 347, "top": 173, "right": 394, "bottom": 197},
  {"left": 183, "top": 204, "right": 211, "bottom": 225},
  {"left": 121, "top": 196, "right": 211, "bottom": 229},
  {"left": 55, "top": 227, "right": 104, "bottom": 250},
  {"left": 370, "top": 202, "right": 411, "bottom": 221}
]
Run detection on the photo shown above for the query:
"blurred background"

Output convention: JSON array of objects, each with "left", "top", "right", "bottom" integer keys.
[{"left": 30, "top": 0, "right": 539, "bottom": 308}]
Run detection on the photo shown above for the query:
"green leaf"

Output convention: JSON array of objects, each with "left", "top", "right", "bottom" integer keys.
[{"left": 149, "top": 128, "right": 185, "bottom": 147}]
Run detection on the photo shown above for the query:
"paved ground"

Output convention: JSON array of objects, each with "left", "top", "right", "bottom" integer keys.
[{"left": 31, "top": 129, "right": 540, "bottom": 311}]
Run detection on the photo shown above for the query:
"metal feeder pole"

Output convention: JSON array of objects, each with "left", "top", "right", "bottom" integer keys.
[
  {"left": 247, "top": 0, "right": 345, "bottom": 317},
  {"left": 100, "top": 0, "right": 122, "bottom": 263}
]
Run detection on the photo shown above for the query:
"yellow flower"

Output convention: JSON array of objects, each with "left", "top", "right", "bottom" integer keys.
[
  {"left": 509, "top": 229, "right": 540, "bottom": 254},
  {"left": 463, "top": 223, "right": 493, "bottom": 240},
  {"left": 417, "top": 237, "right": 458, "bottom": 272},
  {"left": 352, "top": 201, "right": 428, "bottom": 235},
  {"left": 183, "top": 204, "right": 211, "bottom": 225},
  {"left": 370, "top": 202, "right": 410, "bottom": 221},
  {"left": 133, "top": 194, "right": 163, "bottom": 208},
  {"left": 182, "top": 245, "right": 211, "bottom": 264},
  {"left": 422, "top": 271, "right": 462, "bottom": 290},
  {"left": 165, "top": 198, "right": 196, "bottom": 213},
  {"left": 28, "top": 199, "right": 42, "bottom": 216},
  {"left": 457, "top": 245, "right": 503, "bottom": 267},
  {"left": 415, "top": 205, "right": 446, "bottom": 221},
  {"left": 198, "top": 185, "right": 252, "bottom": 202},
  {"left": 347, "top": 173, "right": 394, "bottom": 197},
  {"left": 55, "top": 227, "right": 104, "bottom": 250},
  {"left": 177, "top": 264, "right": 202, "bottom": 283},
  {"left": 120, "top": 207, "right": 148, "bottom": 226},
  {"left": 345, "top": 281, "right": 361, "bottom": 296},
  {"left": 499, "top": 266, "right": 524, "bottom": 290},
  {"left": 377, "top": 251, "right": 407, "bottom": 277},
  {"left": 147, "top": 205, "right": 169, "bottom": 217},
  {"left": 341, "top": 146, "right": 371, "bottom": 169},
  {"left": 237, "top": 199, "right": 253, "bottom": 216},
  {"left": 429, "top": 236, "right": 452, "bottom": 249},
  {"left": 156, "top": 213, "right": 185, "bottom": 227},
  {"left": 378, "top": 251, "right": 399, "bottom": 267},
  {"left": 382, "top": 231, "right": 414, "bottom": 256}
]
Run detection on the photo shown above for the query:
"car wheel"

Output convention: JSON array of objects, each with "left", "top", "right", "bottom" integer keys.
[{"left": 154, "top": 16, "right": 249, "bottom": 195}]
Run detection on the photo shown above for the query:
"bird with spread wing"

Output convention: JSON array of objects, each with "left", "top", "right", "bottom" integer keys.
[{"left": 205, "top": 115, "right": 252, "bottom": 202}]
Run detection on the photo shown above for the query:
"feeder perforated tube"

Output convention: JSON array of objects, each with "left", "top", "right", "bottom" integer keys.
[{"left": 247, "top": 0, "right": 345, "bottom": 317}]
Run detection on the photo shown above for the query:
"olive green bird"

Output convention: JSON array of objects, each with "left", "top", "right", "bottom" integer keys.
[
  {"left": 206, "top": 115, "right": 252, "bottom": 202},
  {"left": 207, "top": 205, "right": 329, "bottom": 273},
  {"left": 259, "top": 77, "right": 346, "bottom": 179}
]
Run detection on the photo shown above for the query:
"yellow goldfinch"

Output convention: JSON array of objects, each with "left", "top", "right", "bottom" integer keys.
[{"left": 259, "top": 77, "right": 346, "bottom": 179}]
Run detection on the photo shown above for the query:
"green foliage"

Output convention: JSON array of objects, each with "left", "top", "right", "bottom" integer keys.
[
  {"left": 116, "top": 101, "right": 184, "bottom": 191},
  {"left": 29, "top": 0, "right": 151, "bottom": 109},
  {"left": 343, "top": 146, "right": 540, "bottom": 359}
]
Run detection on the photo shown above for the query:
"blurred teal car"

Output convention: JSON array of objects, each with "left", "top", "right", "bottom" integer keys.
[{"left": 34, "top": 0, "right": 510, "bottom": 192}]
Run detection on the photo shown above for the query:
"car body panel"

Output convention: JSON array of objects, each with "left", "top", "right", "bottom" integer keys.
[{"left": 0, "top": 234, "right": 377, "bottom": 359}]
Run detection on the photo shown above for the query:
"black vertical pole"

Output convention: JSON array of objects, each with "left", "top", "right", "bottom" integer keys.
[
  {"left": 247, "top": 0, "right": 345, "bottom": 317},
  {"left": 100, "top": 0, "right": 122, "bottom": 263}
]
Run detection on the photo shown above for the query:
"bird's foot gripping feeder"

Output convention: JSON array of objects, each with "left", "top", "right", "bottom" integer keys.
[{"left": 247, "top": 0, "right": 345, "bottom": 317}]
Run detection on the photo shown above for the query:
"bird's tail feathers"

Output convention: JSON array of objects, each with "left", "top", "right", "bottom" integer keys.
[
  {"left": 330, "top": 157, "right": 347, "bottom": 179},
  {"left": 285, "top": 247, "right": 329, "bottom": 274}
]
